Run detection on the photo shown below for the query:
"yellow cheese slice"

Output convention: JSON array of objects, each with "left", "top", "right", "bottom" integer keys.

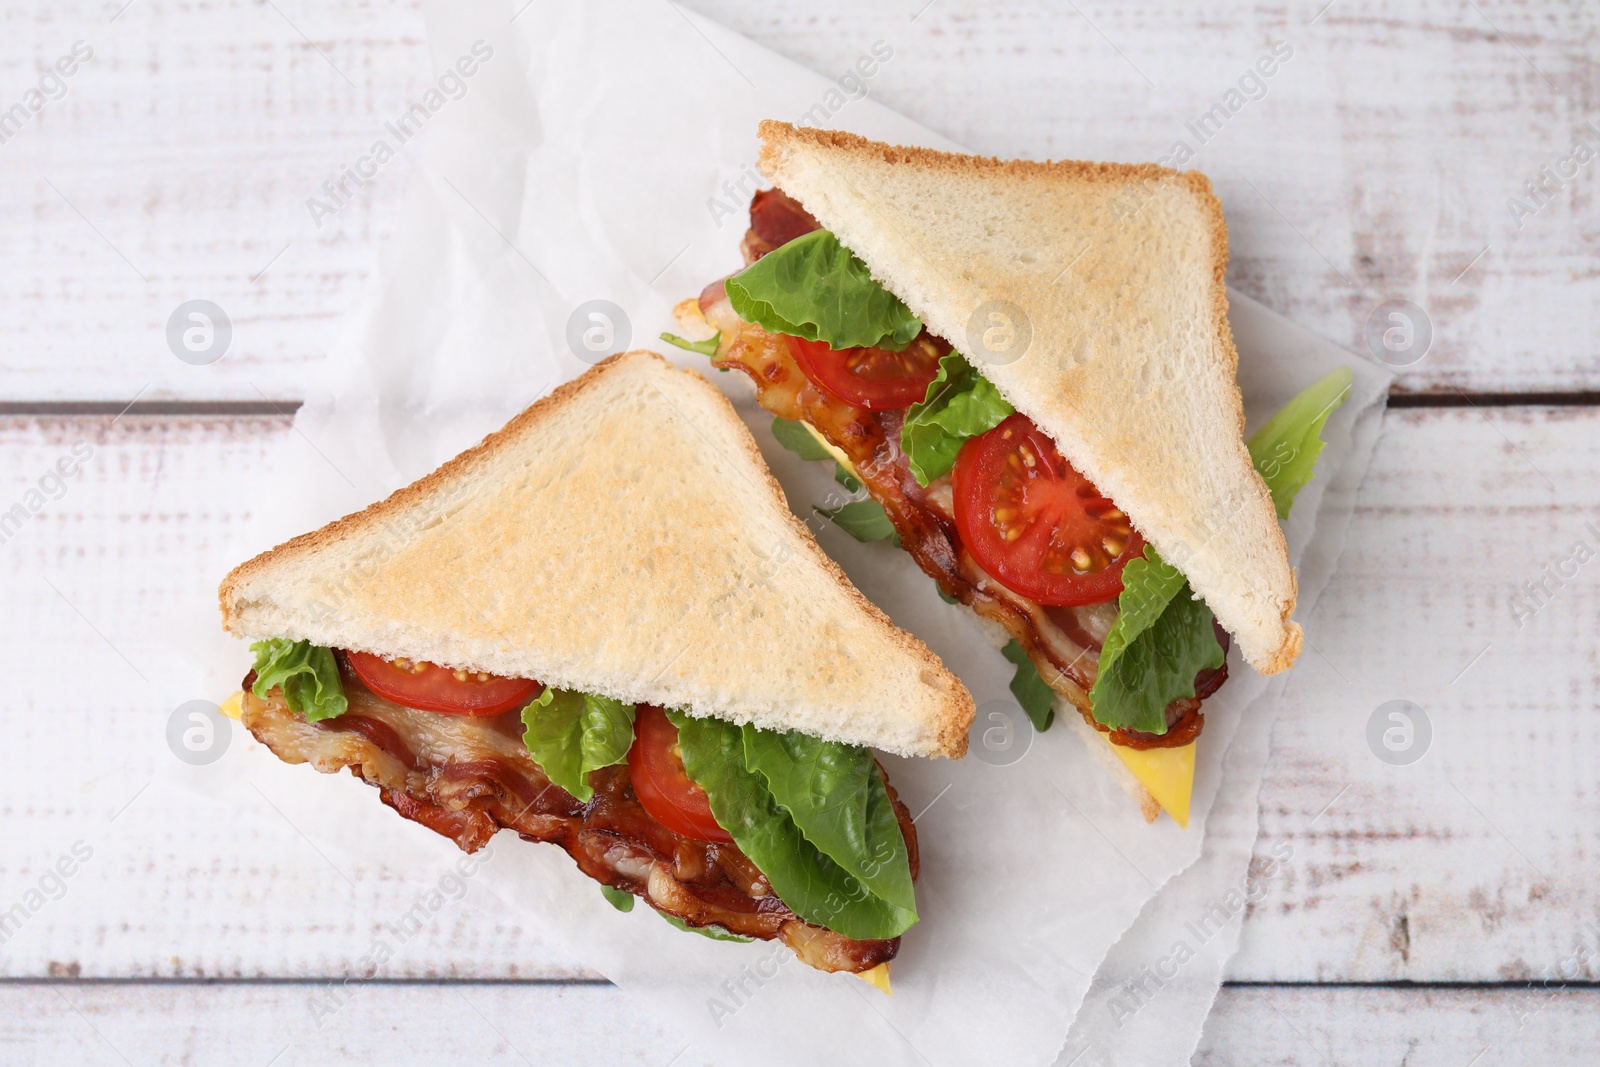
[
  {"left": 219, "top": 690, "right": 244, "bottom": 721},
  {"left": 800, "top": 420, "right": 857, "bottom": 474},
  {"left": 856, "top": 962, "right": 892, "bottom": 994},
  {"left": 1103, "top": 736, "right": 1196, "bottom": 828}
]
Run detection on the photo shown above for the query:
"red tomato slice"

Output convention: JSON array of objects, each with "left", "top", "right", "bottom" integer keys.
[
  {"left": 346, "top": 651, "right": 542, "bottom": 716},
  {"left": 952, "top": 413, "right": 1145, "bottom": 606},
  {"left": 786, "top": 333, "right": 945, "bottom": 411},
  {"left": 627, "top": 706, "right": 733, "bottom": 844}
]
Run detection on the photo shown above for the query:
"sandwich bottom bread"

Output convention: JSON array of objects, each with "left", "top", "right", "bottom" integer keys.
[{"left": 217, "top": 351, "right": 974, "bottom": 978}]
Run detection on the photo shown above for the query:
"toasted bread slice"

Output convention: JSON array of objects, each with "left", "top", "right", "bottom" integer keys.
[
  {"left": 220, "top": 350, "right": 974, "bottom": 758},
  {"left": 756, "top": 122, "right": 1300, "bottom": 674}
]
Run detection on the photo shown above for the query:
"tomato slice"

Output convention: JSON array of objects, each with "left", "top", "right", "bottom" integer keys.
[
  {"left": 627, "top": 706, "right": 733, "bottom": 843},
  {"left": 952, "top": 413, "right": 1145, "bottom": 606},
  {"left": 346, "top": 651, "right": 542, "bottom": 716},
  {"left": 786, "top": 333, "right": 945, "bottom": 411}
]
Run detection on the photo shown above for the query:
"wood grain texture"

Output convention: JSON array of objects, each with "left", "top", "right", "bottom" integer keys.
[
  {"left": 0, "top": 405, "right": 1595, "bottom": 988},
  {"left": 1197, "top": 985, "right": 1600, "bottom": 1066},
  {"left": 1, "top": 981, "right": 1589, "bottom": 1065},
  {"left": 0, "top": 0, "right": 1595, "bottom": 400},
  {"left": 0, "top": 982, "right": 666, "bottom": 1066},
  {"left": 1233, "top": 404, "right": 1600, "bottom": 983},
  {"left": 0, "top": 0, "right": 427, "bottom": 402}
]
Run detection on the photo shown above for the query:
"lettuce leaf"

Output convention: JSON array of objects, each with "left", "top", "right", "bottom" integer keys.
[
  {"left": 770, "top": 417, "right": 832, "bottom": 461},
  {"left": 1001, "top": 640, "right": 1054, "bottom": 732},
  {"left": 249, "top": 639, "right": 347, "bottom": 723},
  {"left": 1087, "top": 369, "right": 1353, "bottom": 734},
  {"left": 1088, "top": 548, "right": 1224, "bottom": 733},
  {"left": 771, "top": 415, "right": 891, "bottom": 540},
  {"left": 600, "top": 885, "right": 635, "bottom": 912},
  {"left": 668, "top": 710, "right": 917, "bottom": 940},
  {"left": 741, "top": 725, "right": 916, "bottom": 914},
  {"left": 520, "top": 688, "right": 637, "bottom": 802},
  {"left": 659, "top": 330, "right": 720, "bottom": 358},
  {"left": 725, "top": 229, "right": 922, "bottom": 351},
  {"left": 818, "top": 499, "right": 895, "bottom": 542},
  {"left": 900, "top": 353, "right": 1015, "bottom": 485},
  {"left": 1248, "top": 367, "right": 1353, "bottom": 518}
]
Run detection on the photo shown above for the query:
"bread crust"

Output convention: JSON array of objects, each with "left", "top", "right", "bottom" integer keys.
[
  {"left": 757, "top": 121, "right": 1299, "bottom": 674},
  {"left": 218, "top": 354, "right": 644, "bottom": 626},
  {"left": 763, "top": 119, "right": 1212, "bottom": 195},
  {"left": 219, "top": 350, "right": 973, "bottom": 759}
]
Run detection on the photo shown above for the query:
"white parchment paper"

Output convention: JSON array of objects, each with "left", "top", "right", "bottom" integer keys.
[{"left": 175, "top": 3, "right": 1389, "bottom": 1064}]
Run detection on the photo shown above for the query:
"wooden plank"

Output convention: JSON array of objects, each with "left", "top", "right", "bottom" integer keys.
[
  {"left": 0, "top": 981, "right": 666, "bottom": 1066},
  {"left": 1, "top": 981, "right": 1590, "bottom": 1065},
  {"left": 0, "top": 404, "right": 1595, "bottom": 985},
  {"left": 1233, "top": 404, "right": 1600, "bottom": 982},
  {"left": 1, "top": 0, "right": 1594, "bottom": 400},
  {"left": 1198, "top": 985, "right": 1600, "bottom": 1066},
  {"left": 0, "top": 0, "right": 427, "bottom": 401}
]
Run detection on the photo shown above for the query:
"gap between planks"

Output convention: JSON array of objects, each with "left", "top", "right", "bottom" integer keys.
[
  {"left": 0, "top": 976, "right": 611, "bottom": 987},
  {"left": 9, "top": 977, "right": 1600, "bottom": 990},
  {"left": 2, "top": 391, "right": 1600, "bottom": 419}
]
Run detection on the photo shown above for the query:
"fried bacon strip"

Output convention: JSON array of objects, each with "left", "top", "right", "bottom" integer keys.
[
  {"left": 240, "top": 665, "right": 911, "bottom": 973},
  {"left": 690, "top": 192, "right": 1229, "bottom": 748}
]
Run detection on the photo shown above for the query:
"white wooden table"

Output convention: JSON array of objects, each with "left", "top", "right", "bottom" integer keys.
[{"left": 3, "top": 1, "right": 1597, "bottom": 1062}]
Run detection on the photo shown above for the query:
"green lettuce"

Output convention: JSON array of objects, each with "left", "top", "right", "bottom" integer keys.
[
  {"left": 1088, "top": 548, "right": 1224, "bottom": 733},
  {"left": 1087, "top": 369, "right": 1353, "bottom": 733},
  {"left": 770, "top": 415, "right": 889, "bottom": 539},
  {"left": 659, "top": 330, "right": 720, "bottom": 358},
  {"left": 900, "top": 353, "right": 1015, "bottom": 485},
  {"left": 1248, "top": 367, "right": 1353, "bottom": 519},
  {"left": 1001, "top": 640, "right": 1054, "bottom": 732},
  {"left": 725, "top": 229, "right": 922, "bottom": 351},
  {"left": 668, "top": 710, "right": 917, "bottom": 941},
  {"left": 520, "top": 688, "right": 637, "bottom": 802},
  {"left": 818, "top": 499, "right": 895, "bottom": 542},
  {"left": 600, "top": 885, "right": 635, "bottom": 912},
  {"left": 741, "top": 726, "right": 916, "bottom": 915},
  {"left": 249, "top": 639, "right": 347, "bottom": 722},
  {"left": 770, "top": 417, "right": 832, "bottom": 461}
]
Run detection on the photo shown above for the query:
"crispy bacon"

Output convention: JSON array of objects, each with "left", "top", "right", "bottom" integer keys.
[
  {"left": 696, "top": 199, "right": 1230, "bottom": 748},
  {"left": 240, "top": 664, "right": 910, "bottom": 973},
  {"left": 742, "top": 188, "right": 820, "bottom": 261}
]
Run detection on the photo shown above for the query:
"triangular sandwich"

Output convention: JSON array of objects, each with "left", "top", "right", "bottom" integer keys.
[
  {"left": 219, "top": 350, "right": 974, "bottom": 976},
  {"left": 670, "top": 123, "right": 1351, "bottom": 826}
]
